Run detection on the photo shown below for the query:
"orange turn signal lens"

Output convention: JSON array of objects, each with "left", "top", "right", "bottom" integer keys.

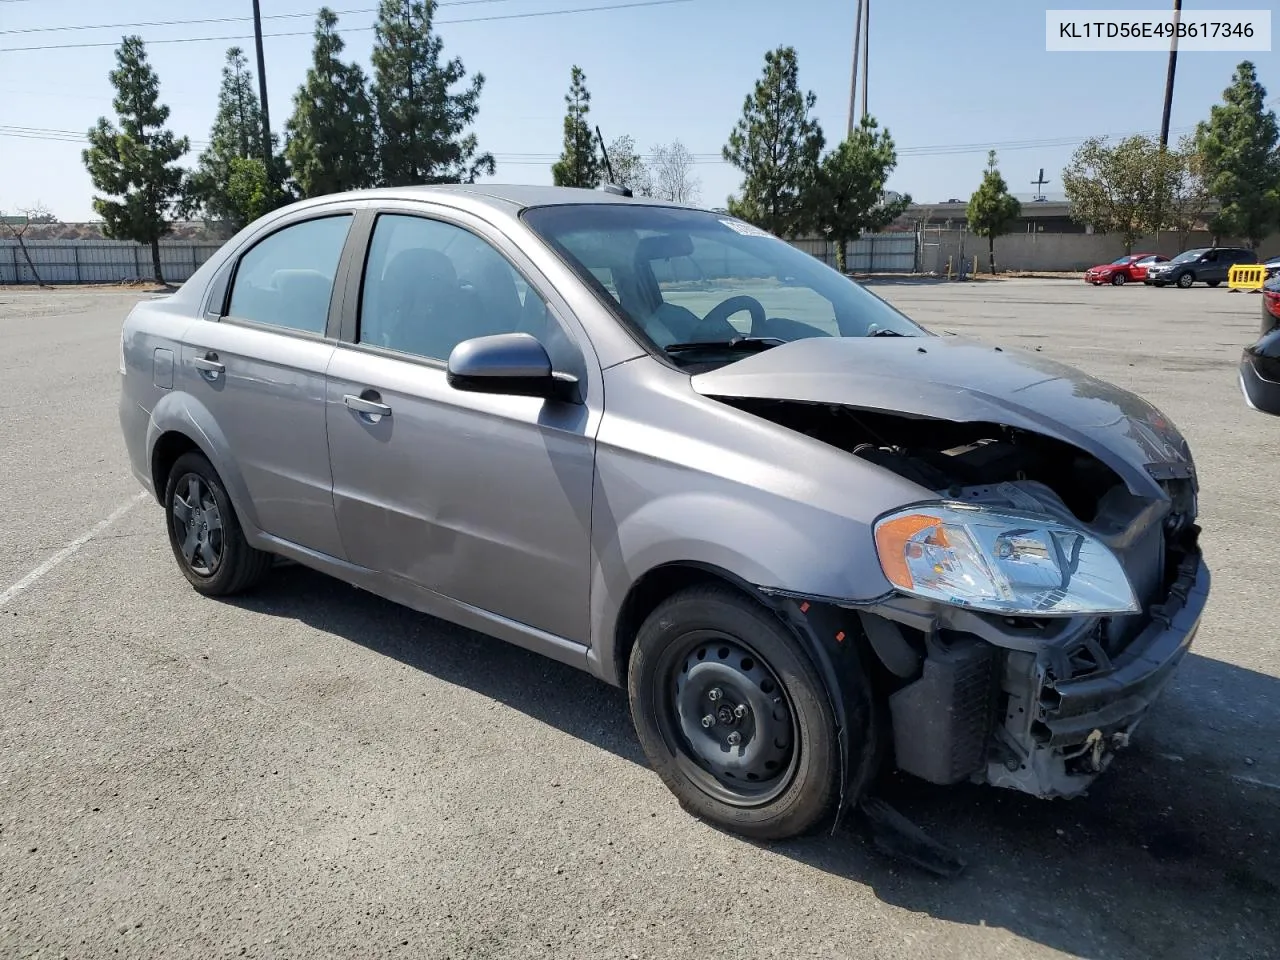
[{"left": 874, "top": 513, "right": 945, "bottom": 589}]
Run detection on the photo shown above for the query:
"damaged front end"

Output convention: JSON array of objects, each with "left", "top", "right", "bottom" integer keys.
[{"left": 729, "top": 397, "right": 1208, "bottom": 800}]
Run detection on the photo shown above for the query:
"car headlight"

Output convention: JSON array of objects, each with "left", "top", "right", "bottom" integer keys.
[{"left": 873, "top": 503, "right": 1139, "bottom": 616}]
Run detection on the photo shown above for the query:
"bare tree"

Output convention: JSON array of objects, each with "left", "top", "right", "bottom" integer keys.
[
  {"left": 0, "top": 203, "right": 54, "bottom": 286},
  {"left": 605, "top": 134, "right": 652, "bottom": 196},
  {"left": 649, "top": 140, "right": 701, "bottom": 204}
]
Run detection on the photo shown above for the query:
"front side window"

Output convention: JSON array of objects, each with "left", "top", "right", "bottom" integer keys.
[
  {"left": 521, "top": 203, "right": 925, "bottom": 368},
  {"left": 359, "top": 214, "right": 556, "bottom": 363},
  {"left": 226, "top": 215, "right": 352, "bottom": 334}
]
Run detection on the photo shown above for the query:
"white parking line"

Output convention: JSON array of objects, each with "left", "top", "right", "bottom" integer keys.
[{"left": 0, "top": 491, "right": 149, "bottom": 609}]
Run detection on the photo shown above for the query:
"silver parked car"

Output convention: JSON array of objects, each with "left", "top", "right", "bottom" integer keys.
[{"left": 119, "top": 185, "right": 1209, "bottom": 840}]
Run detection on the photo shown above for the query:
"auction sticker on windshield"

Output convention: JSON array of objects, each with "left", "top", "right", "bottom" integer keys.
[{"left": 719, "top": 218, "right": 773, "bottom": 238}]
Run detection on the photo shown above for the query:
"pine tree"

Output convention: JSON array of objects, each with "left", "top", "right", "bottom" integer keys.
[
  {"left": 966, "top": 150, "right": 1021, "bottom": 274},
  {"left": 370, "top": 0, "right": 494, "bottom": 185},
  {"left": 813, "top": 116, "right": 909, "bottom": 273},
  {"left": 1194, "top": 61, "right": 1280, "bottom": 248},
  {"left": 551, "top": 66, "right": 601, "bottom": 189},
  {"left": 285, "top": 7, "right": 378, "bottom": 197},
  {"left": 722, "top": 46, "right": 824, "bottom": 237},
  {"left": 82, "top": 35, "right": 189, "bottom": 285},
  {"left": 189, "top": 47, "right": 272, "bottom": 229}
]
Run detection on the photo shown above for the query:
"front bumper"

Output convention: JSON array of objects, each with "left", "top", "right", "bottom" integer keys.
[{"left": 869, "top": 534, "right": 1209, "bottom": 798}]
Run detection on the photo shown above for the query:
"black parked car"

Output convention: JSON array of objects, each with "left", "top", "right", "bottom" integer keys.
[
  {"left": 1145, "top": 247, "right": 1257, "bottom": 288},
  {"left": 1240, "top": 274, "right": 1280, "bottom": 414}
]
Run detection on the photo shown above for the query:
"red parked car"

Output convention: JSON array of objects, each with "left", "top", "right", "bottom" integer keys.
[{"left": 1084, "top": 253, "right": 1167, "bottom": 285}]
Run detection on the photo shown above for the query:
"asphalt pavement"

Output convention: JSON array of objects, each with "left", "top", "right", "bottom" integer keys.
[{"left": 1, "top": 279, "right": 1277, "bottom": 960}]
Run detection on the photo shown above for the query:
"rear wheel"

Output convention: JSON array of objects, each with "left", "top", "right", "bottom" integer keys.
[
  {"left": 628, "top": 584, "right": 867, "bottom": 840},
  {"left": 1177, "top": 272, "right": 1195, "bottom": 288},
  {"left": 1111, "top": 273, "right": 1127, "bottom": 286},
  {"left": 163, "top": 451, "right": 272, "bottom": 596}
]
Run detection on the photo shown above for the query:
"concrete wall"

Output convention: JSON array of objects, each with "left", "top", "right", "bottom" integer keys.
[{"left": 921, "top": 229, "right": 1280, "bottom": 274}]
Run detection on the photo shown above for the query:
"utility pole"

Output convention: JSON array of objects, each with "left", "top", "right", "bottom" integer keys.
[
  {"left": 1156, "top": 0, "right": 1182, "bottom": 240},
  {"left": 251, "top": 0, "right": 274, "bottom": 189},
  {"left": 847, "top": 0, "right": 864, "bottom": 135},
  {"left": 1159, "top": 0, "right": 1182, "bottom": 148},
  {"left": 859, "top": 0, "right": 869, "bottom": 122}
]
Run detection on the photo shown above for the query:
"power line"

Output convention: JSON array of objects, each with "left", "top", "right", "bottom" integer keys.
[
  {"left": 0, "top": 0, "right": 693, "bottom": 52},
  {"left": 0, "top": 0, "right": 517, "bottom": 35},
  {"left": 0, "top": 123, "right": 1199, "bottom": 164}
]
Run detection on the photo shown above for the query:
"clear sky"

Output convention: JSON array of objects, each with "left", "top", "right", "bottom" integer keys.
[{"left": 0, "top": 0, "right": 1275, "bottom": 221}]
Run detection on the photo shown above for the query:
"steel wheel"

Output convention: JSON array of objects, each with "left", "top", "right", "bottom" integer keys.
[
  {"left": 170, "top": 472, "right": 224, "bottom": 578},
  {"left": 654, "top": 630, "right": 800, "bottom": 807}
]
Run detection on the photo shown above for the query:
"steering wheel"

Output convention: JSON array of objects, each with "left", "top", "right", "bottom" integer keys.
[{"left": 700, "top": 295, "right": 768, "bottom": 338}]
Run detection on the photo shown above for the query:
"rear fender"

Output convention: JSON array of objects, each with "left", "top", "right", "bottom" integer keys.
[{"left": 146, "top": 391, "right": 264, "bottom": 541}]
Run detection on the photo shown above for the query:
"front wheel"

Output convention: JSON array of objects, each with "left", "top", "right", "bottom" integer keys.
[
  {"left": 1177, "top": 272, "right": 1195, "bottom": 288},
  {"left": 628, "top": 585, "right": 867, "bottom": 840},
  {"left": 1111, "top": 273, "right": 1127, "bottom": 286},
  {"left": 163, "top": 451, "right": 273, "bottom": 596}
]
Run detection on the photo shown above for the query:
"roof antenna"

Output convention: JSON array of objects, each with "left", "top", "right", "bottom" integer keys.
[{"left": 595, "top": 125, "right": 632, "bottom": 197}]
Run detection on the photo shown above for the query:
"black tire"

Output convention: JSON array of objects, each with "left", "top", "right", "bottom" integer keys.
[
  {"left": 163, "top": 451, "right": 272, "bottom": 596},
  {"left": 627, "top": 584, "right": 865, "bottom": 840},
  {"left": 1177, "top": 271, "right": 1195, "bottom": 288},
  {"left": 1111, "top": 273, "right": 1127, "bottom": 286},
  {"left": 1207, "top": 280, "right": 1221, "bottom": 288}
]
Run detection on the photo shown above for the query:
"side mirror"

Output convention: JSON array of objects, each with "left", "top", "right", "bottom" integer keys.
[{"left": 446, "top": 332, "right": 581, "bottom": 403}]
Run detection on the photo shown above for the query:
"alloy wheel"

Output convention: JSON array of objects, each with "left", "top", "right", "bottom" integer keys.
[{"left": 170, "top": 472, "right": 224, "bottom": 577}]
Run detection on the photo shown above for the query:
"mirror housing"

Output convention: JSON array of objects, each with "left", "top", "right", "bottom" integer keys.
[{"left": 446, "top": 332, "right": 581, "bottom": 403}]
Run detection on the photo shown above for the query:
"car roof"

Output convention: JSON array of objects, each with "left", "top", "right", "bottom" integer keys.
[{"left": 281, "top": 183, "right": 682, "bottom": 216}]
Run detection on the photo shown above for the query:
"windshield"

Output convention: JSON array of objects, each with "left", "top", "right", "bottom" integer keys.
[
  {"left": 1171, "top": 248, "right": 1207, "bottom": 263},
  {"left": 520, "top": 204, "right": 926, "bottom": 365},
  {"left": 1110, "top": 256, "right": 1136, "bottom": 265}
]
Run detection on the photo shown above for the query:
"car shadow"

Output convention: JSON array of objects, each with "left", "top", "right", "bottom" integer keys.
[{"left": 230, "top": 565, "right": 1279, "bottom": 960}]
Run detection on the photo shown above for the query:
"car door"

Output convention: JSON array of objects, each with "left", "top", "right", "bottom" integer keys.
[
  {"left": 179, "top": 210, "right": 356, "bottom": 559},
  {"left": 325, "top": 205, "right": 600, "bottom": 644},
  {"left": 1198, "top": 249, "right": 1223, "bottom": 281}
]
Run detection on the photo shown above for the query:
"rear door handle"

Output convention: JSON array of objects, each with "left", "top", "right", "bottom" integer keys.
[
  {"left": 193, "top": 353, "right": 224, "bottom": 380},
  {"left": 344, "top": 393, "right": 392, "bottom": 418}
]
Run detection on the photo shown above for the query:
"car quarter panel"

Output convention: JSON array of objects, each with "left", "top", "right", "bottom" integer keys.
[
  {"left": 585, "top": 358, "right": 933, "bottom": 685},
  {"left": 175, "top": 321, "right": 344, "bottom": 557}
]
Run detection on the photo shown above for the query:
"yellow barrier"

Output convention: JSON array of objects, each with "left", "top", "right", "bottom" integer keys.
[{"left": 1228, "top": 263, "right": 1267, "bottom": 290}]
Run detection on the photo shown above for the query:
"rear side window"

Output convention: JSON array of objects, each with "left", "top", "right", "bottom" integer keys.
[{"left": 226, "top": 215, "right": 353, "bottom": 334}]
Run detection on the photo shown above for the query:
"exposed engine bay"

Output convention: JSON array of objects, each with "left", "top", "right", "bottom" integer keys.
[
  {"left": 725, "top": 396, "right": 1207, "bottom": 801},
  {"left": 719, "top": 397, "right": 1126, "bottom": 523}
]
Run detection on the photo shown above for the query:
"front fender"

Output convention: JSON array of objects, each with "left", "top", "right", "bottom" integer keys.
[
  {"left": 587, "top": 485, "right": 895, "bottom": 684},
  {"left": 146, "top": 391, "right": 263, "bottom": 537}
]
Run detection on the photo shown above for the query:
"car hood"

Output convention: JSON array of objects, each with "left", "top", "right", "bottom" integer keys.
[
  {"left": 1087, "top": 264, "right": 1114, "bottom": 272},
  {"left": 690, "top": 335, "right": 1194, "bottom": 500}
]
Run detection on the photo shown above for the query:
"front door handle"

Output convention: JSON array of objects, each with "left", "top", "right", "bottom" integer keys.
[
  {"left": 344, "top": 393, "right": 392, "bottom": 419},
  {"left": 193, "top": 353, "right": 224, "bottom": 380}
]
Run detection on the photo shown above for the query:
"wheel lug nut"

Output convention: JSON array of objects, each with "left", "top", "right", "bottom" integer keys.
[
  {"left": 727, "top": 731, "right": 742, "bottom": 746},
  {"left": 734, "top": 704, "right": 748, "bottom": 719},
  {"left": 707, "top": 687, "right": 723, "bottom": 702},
  {"left": 701, "top": 714, "right": 715, "bottom": 728}
]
